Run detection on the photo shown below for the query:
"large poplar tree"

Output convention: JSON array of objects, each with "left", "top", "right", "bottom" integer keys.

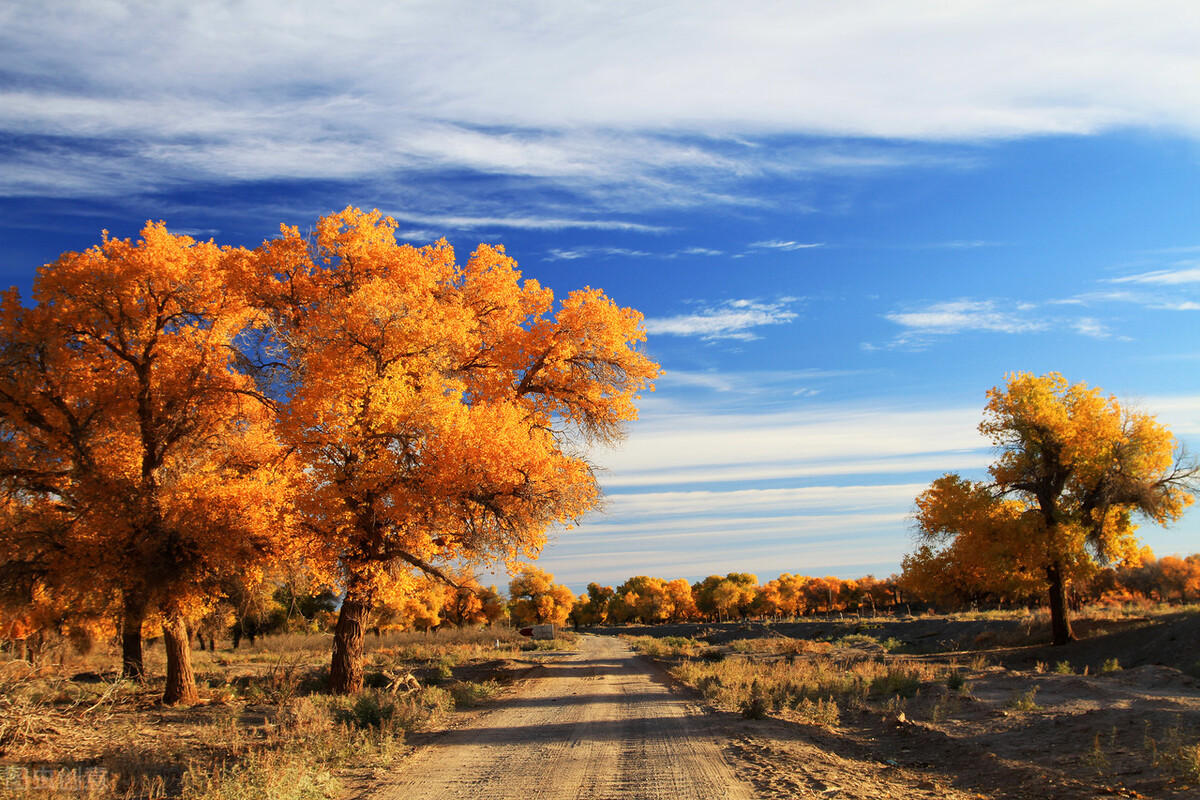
[
  {"left": 912, "top": 372, "right": 1197, "bottom": 644},
  {"left": 251, "top": 208, "right": 658, "bottom": 693},
  {"left": 0, "top": 224, "right": 297, "bottom": 704}
]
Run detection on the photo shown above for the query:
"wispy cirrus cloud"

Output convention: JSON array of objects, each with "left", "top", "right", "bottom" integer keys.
[
  {"left": 541, "top": 244, "right": 729, "bottom": 261},
  {"left": 1108, "top": 265, "right": 1200, "bottom": 285},
  {"left": 749, "top": 239, "right": 825, "bottom": 251},
  {"left": 543, "top": 246, "right": 653, "bottom": 261},
  {"left": 874, "top": 298, "right": 1137, "bottom": 349},
  {"left": 644, "top": 299, "right": 799, "bottom": 341},
  {"left": 1072, "top": 317, "right": 1114, "bottom": 339},
  {"left": 885, "top": 299, "right": 1045, "bottom": 336}
]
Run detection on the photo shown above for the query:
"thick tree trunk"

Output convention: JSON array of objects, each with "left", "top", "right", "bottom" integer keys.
[
  {"left": 121, "top": 590, "right": 147, "bottom": 680},
  {"left": 329, "top": 595, "right": 371, "bottom": 694},
  {"left": 1046, "top": 561, "right": 1075, "bottom": 646},
  {"left": 161, "top": 613, "right": 199, "bottom": 705}
]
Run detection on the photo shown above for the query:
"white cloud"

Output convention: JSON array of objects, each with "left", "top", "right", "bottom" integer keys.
[
  {"left": 749, "top": 240, "right": 825, "bottom": 251},
  {"left": 543, "top": 246, "right": 653, "bottom": 261},
  {"left": 885, "top": 299, "right": 1045, "bottom": 336},
  {"left": 643, "top": 299, "right": 798, "bottom": 340},
  {"left": 1109, "top": 266, "right": 1200, "bottom": 285},
  {"left": 8, "top": 2, "right": 1200, "bottom": 203},
  {"left": 1072, "top": 317, "right": 1112, "bottom": 339},
  {"left": 383, "top": 212, "right": 663, "bottom": 233}
]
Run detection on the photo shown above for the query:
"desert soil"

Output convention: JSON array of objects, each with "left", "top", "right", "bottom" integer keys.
[
  {"left": 370, "top": 626, "right": 1200, "bottom": 800},
  {"left": 368, "top": 634, "right": 754, "bottom": 800}
]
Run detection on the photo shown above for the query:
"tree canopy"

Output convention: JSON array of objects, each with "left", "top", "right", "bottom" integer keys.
[
  {"left": 0, "top": 208, "right": 658, "bottom": 700},
  {"left": 908, "top": 372, "right": 1197, "bottom": 644},
  {"left": 250, "top": 208, "right": 659, "bottom": 692},
  {"left": 0, "top": 224, "right": 297, "bottom": 703}
]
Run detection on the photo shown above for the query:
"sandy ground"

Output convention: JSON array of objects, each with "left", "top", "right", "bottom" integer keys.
[
  {"left": 368, "top": 635, "right": 754, "bottom": 800},
  {"left": 369, "top": 620, "right": 1200, "bottom": 800}
]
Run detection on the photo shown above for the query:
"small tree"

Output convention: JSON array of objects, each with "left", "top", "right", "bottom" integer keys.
[{"left": 508, "top": 565, "right": 574, "bottom": 626}]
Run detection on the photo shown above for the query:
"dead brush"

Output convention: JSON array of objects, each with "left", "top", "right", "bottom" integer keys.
[
  {"left": 0, "top": 661, "right": 59, "bottom": 757},
  {"left": 671, "top": 651, "right": 949, "bottom": 724},
  {"left": 245, "top": 654, "right": 308, "bottom": 705}
]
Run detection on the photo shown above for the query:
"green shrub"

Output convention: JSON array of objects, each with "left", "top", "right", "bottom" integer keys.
[{"left": 740, "top": 680, "right": 770, "bottom": 719}]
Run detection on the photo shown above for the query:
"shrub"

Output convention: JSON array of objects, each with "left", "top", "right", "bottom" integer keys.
[
  {"left": 740, "top": 680, "right": 770, "bottom": 719},
  {"left": 448, "top": 680, "right": 501, "bottom": 708}
]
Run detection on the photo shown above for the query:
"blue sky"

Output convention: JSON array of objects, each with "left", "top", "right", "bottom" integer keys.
[{"left": 3, "top": 1, "right": 1199, "bottom": 593}]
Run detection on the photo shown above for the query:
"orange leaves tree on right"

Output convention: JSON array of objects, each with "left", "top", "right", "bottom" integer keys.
[{"left": 906, "top": 372, "right": 1198, "bottom": 645}]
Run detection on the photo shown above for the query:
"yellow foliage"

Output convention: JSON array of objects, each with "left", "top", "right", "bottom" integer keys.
[{"left": 906, "top": 372, "right": 1196, "bottom": 626}]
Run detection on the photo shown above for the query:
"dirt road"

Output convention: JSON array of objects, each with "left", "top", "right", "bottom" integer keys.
[{"left": 369, "top": 634, "right": 755, "bottom": 800}]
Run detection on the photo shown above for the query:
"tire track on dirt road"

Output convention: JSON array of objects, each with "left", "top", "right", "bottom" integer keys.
[{"left": 369, "top": 634, "right": 755, "bottom": 800}]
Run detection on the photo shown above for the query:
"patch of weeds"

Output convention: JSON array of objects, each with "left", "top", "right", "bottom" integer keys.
[
  {"left": 1052, "top": 661, "right": 1073, "bottom": 675},
  {"left": 1146, "top": 721, "right": 1200, "bottom": 783},
  {"left": 930, "top": 693, "right": 959, "bottom": 722},
  {"left": 880, "top": 637, "right": 903, "bottom": 653},
  {"left": 1004, "top": 686, "right": 1040, "bottom": 713},
  {"left": 430, "top": 661, "right": 455, "bottom": 683},
  {"left": 1083, "top": 727, "right": 1118, "bottom": 776},
  {"left": 244, "top": 656, "right": 308, "bottom": 705},
  {"left": 183, "top": 747, "right": 340, "bottom": 800},
  {"left": 626, "top": 636, "right": 701, "bottom": 659},
  {"left": 836, "top": 633, "right": 881, "bottom": 650},
  {"left": 793, "top": 696, "right": 840, "bottom": 727},
  {"left": 448, "top": 680, "right": 500, "bottom": 708},
  {"left": 870, "top": 668, "right": 921, "bottom": 698},
  {"left": 945, "top": 672, "right": 970, "bottom": 696},
  {"left": 330, "top": 686, "right": 452, "bottom": 734},
  {"left": 1100, "top": 658, "right": 1121, "bottom": 674}
]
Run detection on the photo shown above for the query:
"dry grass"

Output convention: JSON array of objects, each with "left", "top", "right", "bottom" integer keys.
[
  {"left": 663, "top": 646, "right": 951, "bottom": 727},
  {"left": 0, "top": 626, "right": 528, "bottom": 799}
]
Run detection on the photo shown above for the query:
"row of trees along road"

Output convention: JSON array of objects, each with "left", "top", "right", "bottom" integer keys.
[
  {"left": 910, "top": 372, "right": 1198, "bottom": 646},
  {"left": 0, "top": 208, "right": 659, "bottom": 703}
]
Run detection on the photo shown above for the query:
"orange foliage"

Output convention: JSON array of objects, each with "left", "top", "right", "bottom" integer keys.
[
  {"left": 0, "top": 224, "right": 298, "bottom": 703},
  {"left": 249, "top": 208, "right": 658, "bottom": 691}
]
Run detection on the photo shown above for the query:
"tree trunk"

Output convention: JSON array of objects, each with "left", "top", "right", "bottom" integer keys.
[
  {"left": 330, "top": 595, "right": 371, "bottom": 694},
  {"left": 1046, "top": 561, "right": 1075, "bottom": 646},
  {"left": 161, "top": 613, "right": 199, "bottom": 705},
  {"left": 121, "top": 590, "right": 147, "bottom": 680}
]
